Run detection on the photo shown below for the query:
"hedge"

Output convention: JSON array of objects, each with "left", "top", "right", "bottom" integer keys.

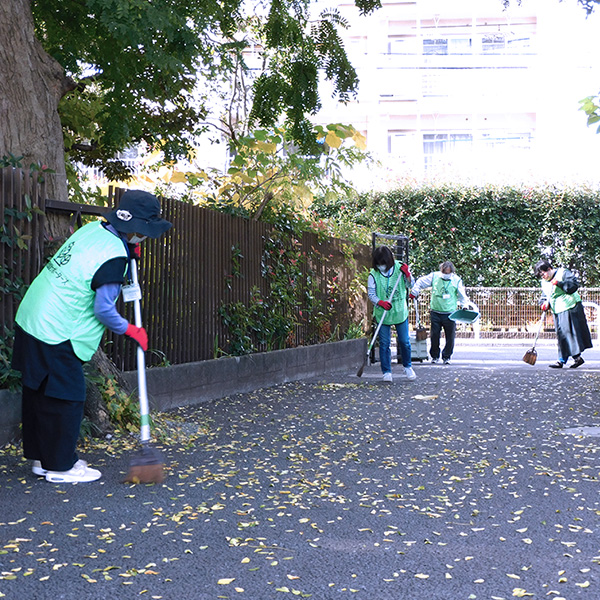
[{"left": 313, "top": 183, "right": 600, "bottom": 287}]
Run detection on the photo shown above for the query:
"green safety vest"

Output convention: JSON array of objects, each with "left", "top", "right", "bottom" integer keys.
[
  {"left": 371, "top": 261, "right": 408, "bottom": 325},
  {"left": 541, "top": 267, "right": 580, "bottom": 315},
  {"left": 16, "top": 221, "right": 128, "bottom": 361},
  {"left": 430, "top": 273, "right": 459, "bottom": 313}
]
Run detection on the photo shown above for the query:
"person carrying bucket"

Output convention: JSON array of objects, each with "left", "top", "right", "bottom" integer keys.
[
  {"left": 367, "top": 246, "right": 416, "bottom": 382},
  {"left": 409, "top": 260, "right": 472, "bottom": 365},
  {"left": 11, "top": 190, "right": 172, "bottom": 483}
]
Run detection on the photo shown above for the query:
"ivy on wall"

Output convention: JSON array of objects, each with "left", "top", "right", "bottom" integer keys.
[{"left": 314, "top": 183, "right": 600, "bottom": 287}]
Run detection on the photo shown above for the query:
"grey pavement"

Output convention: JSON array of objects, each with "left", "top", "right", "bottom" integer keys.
[{"left": 2, "top": 339, "right": 600, "bottom": 599}]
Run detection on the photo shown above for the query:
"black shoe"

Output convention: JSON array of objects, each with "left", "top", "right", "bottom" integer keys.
[
  {"left": 548, "top": 361, "right": 564, "bottom": 369},
  {"left": 570, "top": 357, "right": 585, "bottom": 369}
]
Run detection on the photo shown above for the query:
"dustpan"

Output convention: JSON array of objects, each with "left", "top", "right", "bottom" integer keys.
[{"left": 449, "top": 308, "right": 480, "bottom": 324}]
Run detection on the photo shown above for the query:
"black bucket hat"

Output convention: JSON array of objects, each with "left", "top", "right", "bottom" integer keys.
[{"left": 105, "top": 190, "right": 172, "bottom": 238}]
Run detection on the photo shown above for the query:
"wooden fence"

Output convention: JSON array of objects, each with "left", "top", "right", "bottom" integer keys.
[
  {"left": 1, "top": 167, "right": 46, "bottom": 330},
  {"left": 5, "top": 167, "right": 600, "bottom": 373},
  {"left": 2, "top": 175, "right": 371, "bottom": 371}
]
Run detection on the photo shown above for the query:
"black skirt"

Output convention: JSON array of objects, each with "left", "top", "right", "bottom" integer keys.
[{"left": 554, "top": 302, "right": 593, "bottom": 359}]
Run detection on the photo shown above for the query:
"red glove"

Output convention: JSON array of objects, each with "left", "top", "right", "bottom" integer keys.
[
  {"left": 400, "top": 263, "right": 411, "bottom": 279},
  {"left": 409, "top": 293, "right": 416, "bottom": 300},
  {"left": 377, "top": 300, "right": 392, "bottom": 311},
  {"left": 541, "top": 302, "right": 549, "bottom": 312},
  {"left": 125, "top": 324, "right": 148, "bottom": 351},
  {"left": 129, "top": 243, "right": 141, "bottom": 259}
]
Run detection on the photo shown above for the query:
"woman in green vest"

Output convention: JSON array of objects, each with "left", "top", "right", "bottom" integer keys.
[
  {"left": 367, "top": 246, "right": 415, "bottom": 382},
  {"left": 410, "top": 261, "right": 471, "bottom": 365},
  {"left": 534, "top": 259, "right": 592, "bottom": 368},
  {"left": 12, "top": 190, "right": 172, "bottom": 483}
]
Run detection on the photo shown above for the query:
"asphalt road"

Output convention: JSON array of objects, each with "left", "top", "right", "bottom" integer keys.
[{"left": 2, "top": 340, "right": 600, "bottom": 600}]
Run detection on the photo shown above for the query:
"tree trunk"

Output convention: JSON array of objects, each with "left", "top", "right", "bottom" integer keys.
[
  {"left": 84, "top": 349, "right": 134, "bottom": 437},
  {"left": 0, "top": 0, "right": 74, "bottom": 202}
]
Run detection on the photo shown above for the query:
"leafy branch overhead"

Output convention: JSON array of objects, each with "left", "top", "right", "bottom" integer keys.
[{"left": 29, "top": 0, "right": 381, "bottom": 179}]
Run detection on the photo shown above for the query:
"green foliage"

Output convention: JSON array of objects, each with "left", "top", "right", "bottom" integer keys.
[
  {"left": 87, "top": 372, "right": 141, "bottom": 432},
  {"left": 177, "top": 123, "right": 370, "bottom": 221},
  {"left": 313, "top": 183, "right": 600, "bottom": 287},
  {"left": 29, "top": 0, "right": 381, "bottom": 178},
  {"left": 218, "top": 210, "right": 355, "bottom": 356},
  {"left": 580, "top": 94, "right": 600, "bottom": 133}
]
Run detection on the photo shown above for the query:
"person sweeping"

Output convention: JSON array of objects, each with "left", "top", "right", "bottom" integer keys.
[
  {"left": 367, "top": 246, "right": 416, "bottom": 382},
  {"left": 534, "top": 259, "right": 592, "bottom": 368},
  {"left": 12, "top": 190, "right": 172, "bottom": 483}
]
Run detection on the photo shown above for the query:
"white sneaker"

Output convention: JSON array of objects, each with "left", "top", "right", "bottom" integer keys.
[
  {"left": 45, "top": 460, "right": 101, "bottom": 483},
  {"left": 431, "top": 358, "right": 440, "bottom": 364},
  {"left": 32, "top": 460, "right": 47, "bottom": 476},
  {"left": 34, "top": 458, "right": 88, "bottom": 477},
  {"left": 382, "top": 372, "right": 393, "bottom": 382},
  {"left": 405, "top": 367, "right": 417, "bottom": 380}
]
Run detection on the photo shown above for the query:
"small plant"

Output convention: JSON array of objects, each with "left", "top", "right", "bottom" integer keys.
[
  {"left": 89, "top": 374, "right": 142, "bottom": 432},
  {"left": 345, "top": 322, "right": 365, "bottom": 340}
]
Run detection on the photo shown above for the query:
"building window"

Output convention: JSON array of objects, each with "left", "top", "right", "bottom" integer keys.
[
  {"left": 423, "top": 133, "right": 473, "bottom": 169},
  {"left": 423, "top": 38, "right": 448, "bottom": 55},
  {"left": 482, "top": 34, "right": 506, "bottom": 54}
]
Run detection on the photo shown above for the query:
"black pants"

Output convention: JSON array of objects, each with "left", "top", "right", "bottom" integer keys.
[
  {"left": 430, "top": 311, "right": 456, "bottom": 360},
  {"left": 22, "top": 380, "right": 83, "bottom": 472}
]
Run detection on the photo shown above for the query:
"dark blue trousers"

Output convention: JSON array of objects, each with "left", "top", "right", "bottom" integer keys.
[
  {"left": 22, "top": 381, "right": 83, "bottom": 472},
  {"left": 429, "top": 311, "right": 456, "bottom": 360}
]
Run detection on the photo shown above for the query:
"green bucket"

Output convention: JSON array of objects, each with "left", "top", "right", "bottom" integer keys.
[{"left": 449, "top": 308, "right": 480, "bottom": 324}]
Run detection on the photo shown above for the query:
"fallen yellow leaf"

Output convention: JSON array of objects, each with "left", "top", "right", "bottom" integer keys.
[{"left": 217, "top": 578, "right": 235, "bottom": 585}]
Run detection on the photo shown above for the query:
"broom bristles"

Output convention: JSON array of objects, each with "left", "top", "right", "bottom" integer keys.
[{"left": 123, "top": 446, "right": 165, "bottom": 483}]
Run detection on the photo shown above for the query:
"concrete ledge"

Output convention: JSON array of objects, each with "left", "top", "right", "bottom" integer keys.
[
  {"left": 122, "top": 338, "right": 367, "bottom": 412},
  {"left": 0, "top": 390, "right": 22, "bottom": 446}
]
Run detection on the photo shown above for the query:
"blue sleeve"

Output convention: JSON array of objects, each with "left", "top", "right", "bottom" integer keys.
[{"left": 94, "top": 283, "right": 129, "bottom": 334}]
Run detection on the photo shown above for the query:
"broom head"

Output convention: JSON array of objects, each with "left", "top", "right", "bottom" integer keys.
[
  {"left": 123, "top": 445, "right": 165, "bottom": 484},
  {"left": 522, "top": 348, "right": 538, "bottom": 365}
]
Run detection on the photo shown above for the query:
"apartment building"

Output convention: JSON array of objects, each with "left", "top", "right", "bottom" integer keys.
[{"left": 312, "top": 0, "right": 600, "bottom": 185}]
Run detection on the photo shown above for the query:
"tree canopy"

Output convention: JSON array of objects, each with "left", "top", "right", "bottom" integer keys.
[{"left": 21, "top": 0, "right": 381, "bottom": 187}]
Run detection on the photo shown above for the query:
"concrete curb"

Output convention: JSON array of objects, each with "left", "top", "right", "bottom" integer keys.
[
  {"left": 0, "top": 339, "right": 368, "bottom": 447},
  {"left": 0, "top": 389, "right": 21, "bottom": 446},
  {"left": 121, "top": 338, "right": 367, "bottom": 412}
]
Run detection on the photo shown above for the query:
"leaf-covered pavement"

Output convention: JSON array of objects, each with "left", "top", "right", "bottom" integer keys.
[{"left": 1, "top": 363, "right": 600, "bottom": 599}]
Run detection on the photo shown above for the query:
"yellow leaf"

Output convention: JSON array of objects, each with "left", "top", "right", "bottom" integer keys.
[
  {"left": 325, "top": 131, "right": 342, "bottom": 149},
  {"left": 287, "top": 575, "right": 300, "bottom": 580},
  {"left": 512, "top": 589, "right": 533, "bottom": 597},
  {"left": 241, "top": 558, "right": 250, "bottom": 564},
  {"left": 413, "top": 395, "right": 438, "bottom": 401},
  {"left": 575, "top": 581, "right": 590, "bottom": 588},
  {"left": 235, "top": 587, "right": 244, "bottom": 593},
  {"left": 169, "top": 171, "right": 187, "bottom": 184},
  {"left": 218, "top": 578, "right": 235, "bottom": 585},
  {"left": 507, "top": 573, "right": 521, "bottom": 579},
  {"left": 414, "top": 573, "right": 429, "bottom": 579},
  {"left": 256, "top": 141, "right": 277, "bottom": 154},
  {"left": 352, "top": 131, "right": 367, "bottom": 151}
]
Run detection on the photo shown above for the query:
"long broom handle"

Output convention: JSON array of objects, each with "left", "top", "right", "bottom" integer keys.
[
  {"left": 532, "top": 310, "right": 547, "bottom": 348},
  {"left": 367, "top": 269, "right": 405, "bottom": 354},
  {"left": 130, "top": 259, "right": 151, "bottom": 444}
]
